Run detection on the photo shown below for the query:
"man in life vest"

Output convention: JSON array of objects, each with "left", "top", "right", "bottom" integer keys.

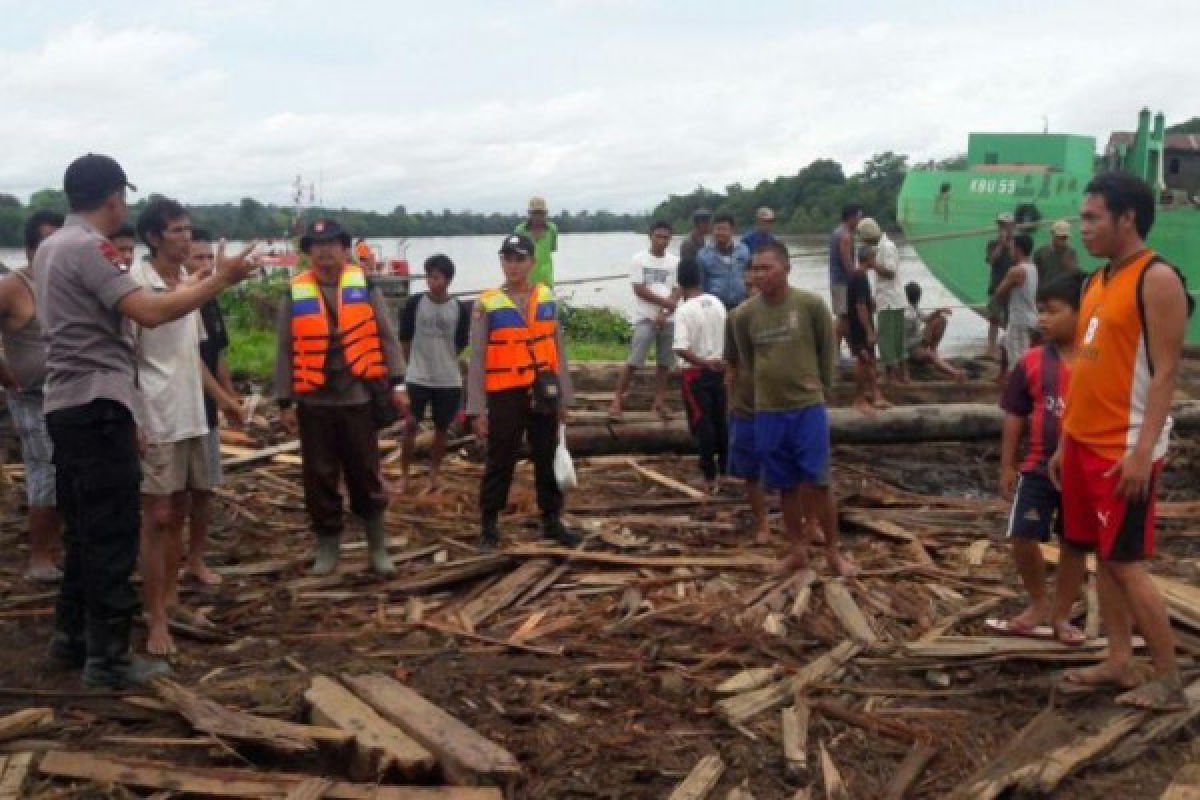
[
  {"left": 466, "top": 233, "right": 580, "bottom": 550},
  {"left": 275, "top": 218, "right": 408, "bottom": 576}
]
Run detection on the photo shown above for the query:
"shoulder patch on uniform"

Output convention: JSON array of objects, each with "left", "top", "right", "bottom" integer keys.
[{"left": 98, "top": 240, "right": 127, "bottom": 272}]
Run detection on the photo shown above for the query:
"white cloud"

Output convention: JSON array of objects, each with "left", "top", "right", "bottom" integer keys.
[{"left": 0, "top": 2, "right": 1197, "bottom": 212}]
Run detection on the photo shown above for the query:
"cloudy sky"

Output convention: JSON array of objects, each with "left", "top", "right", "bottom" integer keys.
[{"left": 1, "top": 0, "right": 1197, "bottom": 213}]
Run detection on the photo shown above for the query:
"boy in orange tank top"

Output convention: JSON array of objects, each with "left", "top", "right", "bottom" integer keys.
[{"left": 1049, "top": 172, "right": 1192, "bottom": 710}]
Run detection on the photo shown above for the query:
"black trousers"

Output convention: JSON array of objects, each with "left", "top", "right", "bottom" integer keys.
[
  {"left": 297, "top": 402, "right": 386, "bottom": 537},
  {"left": 46, "top": 399, "right": 142, "bottom": 636},
  {"left": 681, "top": 367, "right": 728, "bottom": 481},
  {"left": 481, "top": 388, "right": 562, "bottom": 521}
]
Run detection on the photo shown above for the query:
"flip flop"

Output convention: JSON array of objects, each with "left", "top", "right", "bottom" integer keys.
[
  {"left": 985, "top": 617, "right": 1055, "bottom": 640},
  {"left": 1116, "top": 675, "right": 1190, "bottom": 712}
]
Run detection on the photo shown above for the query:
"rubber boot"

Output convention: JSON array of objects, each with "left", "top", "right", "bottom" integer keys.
[
  {"left": 479, "top": 514, "right": 500, "bottom": 552},
  {"left": 310, "top": 533, "right": 341, "bottom": 576},
  {"left": 542, "top": 514, "right": 581, "bottom": 547},
  {"left": 82, "top": 616, "right": 171, "bottom": 689},
  {"left": 47, "top": 630, "right": 87, "bottom": 669},
  {"left": 364, "top": 514, "right": 395, "bottom": 576}
]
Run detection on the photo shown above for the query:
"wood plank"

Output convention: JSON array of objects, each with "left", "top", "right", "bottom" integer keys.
[
  {"left": 287, "top": 778, "right": 334, "bottom": 800},
  {"left": 222, "top": 439, "right": 301, "bottom": 469},
  {"left": 0, "top": 753, "right": 33, "bottom": 800},
  {"left": 883, "top": 743, "right": 937, "bottom": 800},
  {"left": 823, "top": 582, "right": 879, "bottom": 646},
  {"left": 305, "top": 675, "right": 435, "bottom": 780},
  {"left": 819, "top": 742, "right": 849, "bottom": 800},
  {"left": 780, "top": 702, "right": 809, "bottom": 780},
  {"left": 342, "top": 673, "right": 521, "bottom": 786},
  {"left": 38, "top": 750, "right": 503, "bottom": 799},
  {"left": 454, "top": 560, "right": 553, "bottom": 630},
  {"left": 1027, "top": 706, "right": 1147, "bottom": 793},
  {"left": 717, "top": 642, "right": 860, "bottom": 723},
  {"left": 905, "top": 635, "right": 1134, "bottom": 659},
  {"left": 949, "top": 708, "right": 1075, "bottom": 800},
  {"left": 154, "top": 678, "right": 319, "bottom": 755},
  {"left": 810, "top": 699, "right": 921, "bottom": 742},
  {"left": 666, "top": 754, "right": 724, "bottom": 800},
  {"left": 0, "top": 709, "right": 52, "bottom": 743},
  {"left": 1161, "top": 763, "right": 1200, "bottom": 800},
  {"left": 506, "top": 545, "right": 772, "bottom": 570},
  {"left": 627, "top": 458, "right": 707, "bottom": 500}
]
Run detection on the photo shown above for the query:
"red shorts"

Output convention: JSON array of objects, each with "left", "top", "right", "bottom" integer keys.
[{"left": 1061, "top": 435, "right": 1162, "bottom": 561}]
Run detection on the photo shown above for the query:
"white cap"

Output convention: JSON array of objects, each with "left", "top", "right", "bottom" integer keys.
[{"left": 857, "top": 217, "right": 882, "bottom": 241}]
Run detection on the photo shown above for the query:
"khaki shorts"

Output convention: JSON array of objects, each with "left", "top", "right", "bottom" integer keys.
[{"left": 141, "top": 435, "right": 212, "bottom": 495}]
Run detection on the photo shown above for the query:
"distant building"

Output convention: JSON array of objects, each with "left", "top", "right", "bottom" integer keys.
[{"left": 1105, "top": 130, "right": 1200, "bottom": 201}]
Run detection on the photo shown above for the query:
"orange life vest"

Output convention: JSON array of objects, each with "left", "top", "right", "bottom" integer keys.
[
  {"left": 290, "top": 265, "right": 387, "bottom": 394},
  {"left": 480, "top": 284, "right": 560, "bottom": 392}
]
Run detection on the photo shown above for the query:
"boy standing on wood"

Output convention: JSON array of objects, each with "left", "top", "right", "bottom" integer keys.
[
  {"left": 729, "top": 240, "right": 857, "bottom": 577},
  {"left": 397, "top": 254, "right": 470, "bottom": 493},
  {"left": 672, "top": 259, "right": 727, "bottom": 493},
  {"left": 1049, "top": 172, "right": 1193, "bottom": 710},
  {"left": 990, "top": 271, "right": 1087, "bottom": 645},
  {"left": 726, "top": 269, "right": 770, "bottom": 544}
]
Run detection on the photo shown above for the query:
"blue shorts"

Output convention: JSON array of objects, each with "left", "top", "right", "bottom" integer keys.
[
  {"left": 755, "top": 405, "right": 830, "bottom": 491},
  {"left": 1006, "top": 470, "right": 1063, "bottom": 542},
  {"left": 727, "top": 415, "right": 761, "bottom": 480}
]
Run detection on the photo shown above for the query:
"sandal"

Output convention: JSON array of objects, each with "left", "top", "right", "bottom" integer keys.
[{"left": 985, "top": 617, "right": 1055, "bottom": 640}]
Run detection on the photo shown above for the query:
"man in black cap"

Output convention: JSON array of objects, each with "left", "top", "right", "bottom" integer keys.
[
  {"left": 466, "top": 233, "right": 579, "bottom": 550},
  {"left": 680, "top": 208, "right": 713, "bottom": 264},
  {"left": 274, "top": 217, "right": 408, "bottom": 576},
  {"left": 36, "top": 153, "right": 260, "bottom": 688}
]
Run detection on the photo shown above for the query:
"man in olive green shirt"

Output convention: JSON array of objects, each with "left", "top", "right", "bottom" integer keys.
[
  {"left": 1033, "top": 219, "right": 1080, "bottom": 285},
  {"left": 514, "top": 196, "right": 558, "bottom": 288},
  {"left": 728, "top": 240, "right": 858, "bottom": 577}
]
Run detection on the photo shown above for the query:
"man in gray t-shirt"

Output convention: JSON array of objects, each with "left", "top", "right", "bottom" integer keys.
[
  {"left": 398, "top": 254, "right": 470, "bottom": 492},
  {"left": 37, "top": 154, "right": 259, "bottom": 689}
]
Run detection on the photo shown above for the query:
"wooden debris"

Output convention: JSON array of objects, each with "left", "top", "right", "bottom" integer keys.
[
  {"left": 1161, "top": 763, "right": 1200, "bottom": 800},
  {"left": 0, "top": 753, "right": 32, "bottom": 800},
  {"left": 0, "top": 709, "right": 52, "bottom": 743},
  {"left": 718, "top": 642, "right": 860, "bottom": 723},
  {"left": 342, "top": 673, "right": 521, "bottom": 786},
  {"left": 716, "top": 667, "right": 781, "bottom": 695},
  {"left": 38, "top": 750, "right": 503, "bottom": 798},
  {"left": 627, "top": 458, "right": 707, "bottom": 500},
  {"left": 305, "top": 675, "right": 435, "bottom": 780},
  {"left": 819, "top": 742, "right": 849, "bottom": 800},
  {"left": 950, "top": 709, "right": 1075, "bottom": 800},
  {"left": 286, "top": 778, "right": 334, "bottom": 800},
  {"left": 780, "top": 701, "right": 809, "bottom": 780},
  {"left": 667, "top": 754, "right": 725, "bottom": 800},
  {"left": 905, "top": 635, "right": 1132, "bottom": 659},
  {"left": 453, "top": 559, "right": 553, "bottom": 630},
  {"left": 823, "top": 581, "right": 879, "bottom": 646},
  {"left": 506, "top": 545, "right": 773, "bottom": 569},
  {"left": 883, "top": 743, "right": 937, "bottom": 800},
  {"left": 810, "top": 698, "right": 923, "bottom": 743},
  {"left": 153, "top": 678, "right": 321, "bottom": 755}
]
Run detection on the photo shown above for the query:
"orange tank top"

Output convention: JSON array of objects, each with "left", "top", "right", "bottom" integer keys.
[{"left": 1063, "top": 249, "right": 1170, "bottom": 460}]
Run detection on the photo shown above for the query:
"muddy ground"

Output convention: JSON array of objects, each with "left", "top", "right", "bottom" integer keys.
[{"left": 1, "top": 379, "right": 1198, "bottom": 797}]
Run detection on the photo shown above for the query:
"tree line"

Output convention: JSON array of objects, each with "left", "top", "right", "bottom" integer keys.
[{"left": 0, "top": 150, "right": 926, "bottom": 248}]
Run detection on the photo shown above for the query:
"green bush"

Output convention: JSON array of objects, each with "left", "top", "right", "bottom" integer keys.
[
  {"left": 219, "top": 273, "right": 288, "bottom": 331},
  {"left": 559, "top": 303, "right": 632, "bottom": 345}
]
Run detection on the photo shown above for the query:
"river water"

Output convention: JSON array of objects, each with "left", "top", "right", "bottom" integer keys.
[{"left": 0, "top": 232, "right": 988, "bottom": 356}]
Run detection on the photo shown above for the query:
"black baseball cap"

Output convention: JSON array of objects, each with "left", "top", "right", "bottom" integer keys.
[
  {"left": 63, "top": 154, "right": 136, "bottom": 210},
  {"left": 499, "top": 233, "right": 535, "bottom": 258},
  {"left": 299, "top": 217, "right": 352, "bottom": 253}
]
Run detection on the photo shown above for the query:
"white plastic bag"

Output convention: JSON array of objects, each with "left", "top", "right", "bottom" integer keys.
[{"left": 553, "top": 424, "right": 578, "bottom": 490}]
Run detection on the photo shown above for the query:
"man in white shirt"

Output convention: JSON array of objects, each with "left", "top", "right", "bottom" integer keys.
[
  {"left": 609, "top": 221, "right": 679, "bottom": 419},
  {"left": 673, "top": 259, "right": 728, "bottom": 493},
  {"left": 131, "top": 199, "right": 214, "bottom": 658},
  {"left": 857, "top": 218, "right": 908, "bottom": 382}
]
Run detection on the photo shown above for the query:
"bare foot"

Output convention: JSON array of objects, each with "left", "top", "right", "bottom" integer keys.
[
  {"left": 1008, "top": 604, "right": 1049, "bottom": 632},
  {"left": 872, "top": 397, "right": 894, "bottom": 410},
  {"left": 853, "top": 398, "right": 878, "bottom": 417},
  {"left": 652, "top": 404, "right": 672, "bottom": 421},
  {"left": 607, "top": 401, "right": 623, "bottom": 421},
  {"left": 1116, "top": 674, "right": 1189, "bottom": 711},
  {"left": 1052, "top": 620, "right": 1087, "bottom": 646},
  {"left": 396, "top": 476, "right": 411, "bottom": 495},
  {"left": 809, "top": 524, "right": 827, "bottom": 546},
  {"left": 146, "top": 620, "right": 177, "bottom": 656},
  {"left": 827, "top": 549, "right": 860, "bottom": 578},
  {"left": 1062, "top": 661, "right": 1145, "bottom": 689},
  {"left": 24, "top": 562, "right": 62, "bottom": 583},
  {"left": 753, "top": 526, "right": 771, "bottom": 546},
  {"left": 774, "top": 549, "right": 810, "bottom": 575},
  {"left": 187, "top": 561, "right": 224, "bottom": 587}
]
